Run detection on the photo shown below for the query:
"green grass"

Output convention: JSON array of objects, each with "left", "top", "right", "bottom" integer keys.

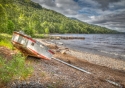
[
  {"left": 0, "top": 33, "right": 33, "bottom": 84},
  {"left": 0, "top": 39, "right": 13, "bottom": 49},
  {"left": 0, "top": 33, "right": 12, "bottom": 39},
  {"left": 0, "top": 54, "right": 33, "bottom": 83},
  {"left": 33, "top": 34, "right": 47, "bottom": 38},
  {"left": 0, "top": 33, "right": 13, "bottom": 49}
]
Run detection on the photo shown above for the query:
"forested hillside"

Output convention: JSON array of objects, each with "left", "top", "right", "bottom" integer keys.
[{"left": 0, "top": 0, "right": 118, "bottom": 36}]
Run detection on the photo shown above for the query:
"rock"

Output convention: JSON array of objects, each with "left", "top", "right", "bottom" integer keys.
[
  {"left": 57, "top": 42, "right": 63, "bottom": 45},
  {"left": 61, "top": 50, "right": 66, "bottom": 54},
  {"left": 55, "top": 37, "right": 60, "bottom": 40},
  {"left": 10, "top": 81, "right": 44, "bottom": 88}
]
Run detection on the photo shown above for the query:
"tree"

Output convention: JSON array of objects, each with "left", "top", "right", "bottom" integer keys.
[
  {"left": 45, "top": 27, "right": 49, "bottom": 34},
  {"left": 59, "top": 25, "right": 64, "bottom": 33},
  {"left": 7, "top": 20, "right": 15, "bottom": 34},
  {"left": 0, "top": 0, "right": 14, "bottom": 4},
  {"left": 24, "top": 26, "right": 35, "bottom": 36},
  {"left": 0, "top": 4, "right": 7, "bottom": 32}
]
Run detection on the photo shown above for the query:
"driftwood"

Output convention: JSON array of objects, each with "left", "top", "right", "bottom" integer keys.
[
  {"left": 39, "top": 40, "right": 70, "bottom": 54},
  {"left": 45, "top": 36, "right": 85, "bottom": 40},
  {"left": 56, "top": 48, "right": 70, "bottom": 54}
]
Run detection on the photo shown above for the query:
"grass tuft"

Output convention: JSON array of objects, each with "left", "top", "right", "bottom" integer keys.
[
  {"left": 33, "top": 34, "right": 46, "bottom": 38},
  {"left": 0, "top": 54, "right": 33, "bottom": 84},
  {"left": 0, "top": 33, "right": 13, "bottom": 49}
]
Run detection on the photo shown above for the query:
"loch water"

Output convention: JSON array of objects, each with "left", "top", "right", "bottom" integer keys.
[{"left": 50, "top": 34, "right": 125, "bottom": 60}]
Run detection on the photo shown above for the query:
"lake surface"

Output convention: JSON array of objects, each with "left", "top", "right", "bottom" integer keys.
[{"left": 50, "top": 34, "right": 125, "bottom": 60}]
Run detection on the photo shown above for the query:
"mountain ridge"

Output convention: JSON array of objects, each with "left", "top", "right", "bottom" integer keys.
[{"left": 0, "top": 0, "right": 118, "bottom": 36}]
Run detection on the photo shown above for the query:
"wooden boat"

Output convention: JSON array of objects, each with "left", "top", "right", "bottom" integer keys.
[{"left": 11, "top": 31, "right": 53, "bottom": 60}]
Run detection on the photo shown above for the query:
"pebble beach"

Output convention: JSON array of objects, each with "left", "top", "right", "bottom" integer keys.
[{"left": 1, "top": 38, "right": 125, "bottom": 88}]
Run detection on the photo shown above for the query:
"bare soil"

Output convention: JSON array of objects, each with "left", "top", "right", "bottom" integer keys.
[{"left": 0, "top": 47, "right": 15, "bottom": 60}]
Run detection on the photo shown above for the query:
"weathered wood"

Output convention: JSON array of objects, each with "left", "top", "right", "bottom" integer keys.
[{"left": 45, "top": 36, "right": 85, "bottom": 40}]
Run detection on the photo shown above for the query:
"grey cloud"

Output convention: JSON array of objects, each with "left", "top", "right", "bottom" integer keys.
[
  {"left": 76, "top": 14, "right": 91, "bottom": 21},
  {"left": 55, "top": 0, "right": 80, "bottom": 13},
  {"left": 90, "top": 11, "right": 125, "bottom": 31},
  {"left": 92, "top": 0, "right": 121, "bottom": 10},
  {"left": 61, "top": 9, "right": 77, "bottom": 15},
  {"left": 32, "top": 0, "right": 56, "bottom": 7},
  {"left": 91, "top": 11, "right": 125, "bottom": 23},
  {"left": 31, "top": 0, "right": 80, "bottom": 15},
  {"left": 100, "top": 22, "right": 125, "bottom": 28}
]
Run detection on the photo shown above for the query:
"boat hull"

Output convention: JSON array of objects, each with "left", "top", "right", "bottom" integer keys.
[{"left": 11, "top": 32, "right": 53, "bottom": 60}]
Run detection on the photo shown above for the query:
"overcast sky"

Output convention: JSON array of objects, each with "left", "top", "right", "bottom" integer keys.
[{"left": 31, "top": 0, "right": 125, "bottom": 32}]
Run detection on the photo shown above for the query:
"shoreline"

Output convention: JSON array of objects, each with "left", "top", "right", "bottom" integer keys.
[
  {"left": 66, "top": 46, "right": 125, "bottom": 61},
  {"left": 56, "top": 41, "right": 125, "bottom": 61},
  {"left": 47, "top": 34, "right": 125, "bottom": 61},
  {"left": 1, "top": 39, "right": 125, "bottom": 87},
  {"left": 38, "top": 39, "right": 125, "bottom": 87},
  {"left": 39, "top": 39, "right": 125, "bottom": 71},
  {"left": 66, "top": 49, "right": 125, "bottom": 71}
]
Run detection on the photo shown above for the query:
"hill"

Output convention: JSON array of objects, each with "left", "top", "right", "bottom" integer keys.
[{"left": 0, "top": 0, "right": 118, "bottom": 36}]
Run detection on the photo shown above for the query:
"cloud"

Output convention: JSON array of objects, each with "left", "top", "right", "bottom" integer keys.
[
  {"left": 92, "top": 0, "right": 121, "bottom": 11},
  {"left": 31, "top": 0, "right": 80, "bottom": 15},
  {"left": 75, "top": 14, "right": 91, "bottom": 22},
  {"left": 89, "top": 11, "right": 125, "bottom": 32}
]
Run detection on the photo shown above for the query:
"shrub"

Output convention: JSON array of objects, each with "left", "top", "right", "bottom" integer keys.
[
  {"left": 7, "top": 20, "right": 15, "bottom": 34},
  {"left": 0, "top": 54, "right": 33, "bottom": 84}
]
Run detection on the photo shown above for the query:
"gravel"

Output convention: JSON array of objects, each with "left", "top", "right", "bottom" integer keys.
[{"left": 1, "top": 40, "right": 125, "bottom": 88}]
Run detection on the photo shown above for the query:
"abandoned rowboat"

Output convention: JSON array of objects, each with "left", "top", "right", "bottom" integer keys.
[{"left": 11, "top": 31, "right": 54, "bottom": 60}]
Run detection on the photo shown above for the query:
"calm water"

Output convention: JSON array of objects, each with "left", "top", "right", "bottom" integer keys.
[{"left": 50, "top": 34, "right": 125, "bottom": 59}]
